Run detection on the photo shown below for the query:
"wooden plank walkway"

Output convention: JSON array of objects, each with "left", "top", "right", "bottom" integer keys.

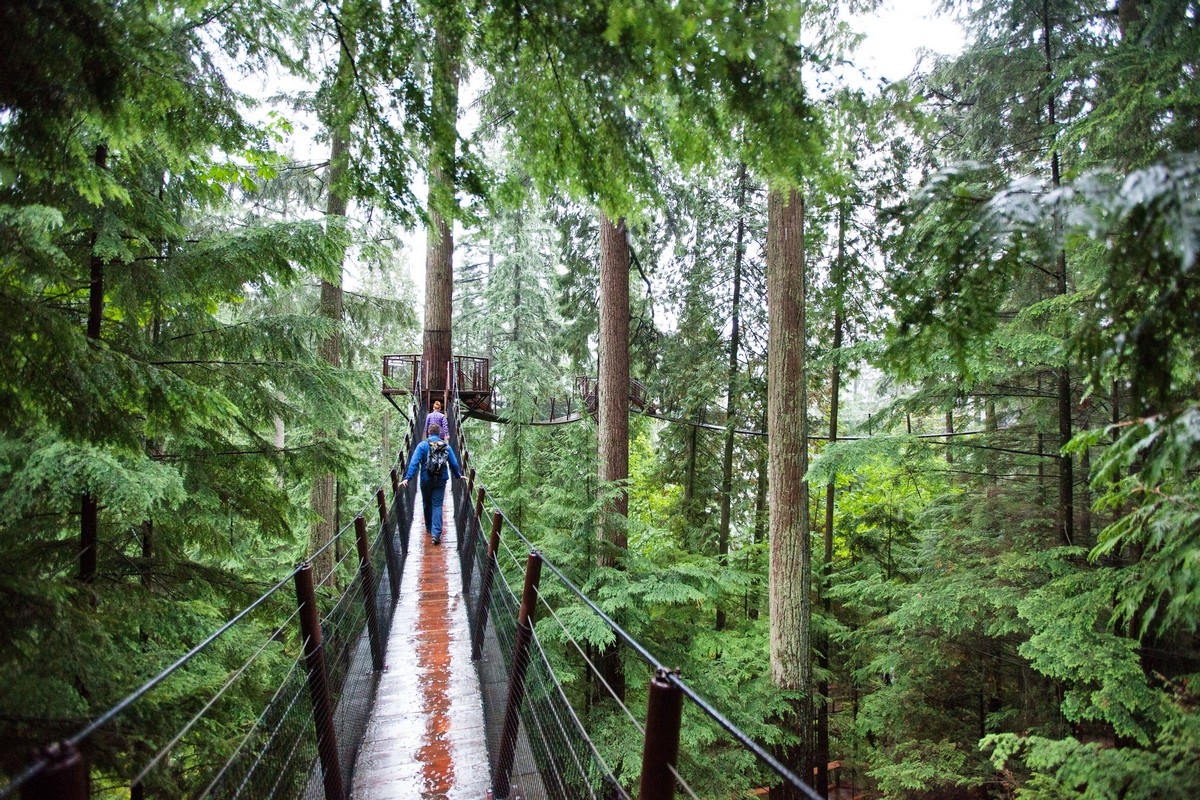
[{"left": 352, "top": 489, "right": 492, "bottom": 799}]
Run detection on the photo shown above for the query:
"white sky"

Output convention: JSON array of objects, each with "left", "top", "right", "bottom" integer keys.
[{"left": 848, "top": 0, "right": 965, "bottom": 84}]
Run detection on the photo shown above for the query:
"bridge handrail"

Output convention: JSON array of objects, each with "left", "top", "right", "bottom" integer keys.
[
  {"left": 477, "top": 494, "right": 824, "bottom": 800},
  {"left": 2, "top": 392, "right": 425, "bottom": 800},
  {"left": 449, "top": 368, "right": 824, "bottom": 799}
]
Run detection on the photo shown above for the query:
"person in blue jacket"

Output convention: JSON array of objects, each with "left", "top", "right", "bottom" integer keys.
[{"left": 399, "top": 422, "right": 463, "bottom": 545}]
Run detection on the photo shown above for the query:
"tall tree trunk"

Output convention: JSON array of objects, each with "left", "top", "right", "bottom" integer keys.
[
  {"left": 1042, "top": 0, "right": 1074, "bottom": 547},
  {"left": 308, "top": 41, "right": 352, "bottom": 585},
  {"left": 945, "top": 410, "right": 954, "bottom": 465},
  {"left": 816, "top": 196, "right": 847, "bottom": 798},
  {"left": 1117, "top": 0, "right": 1144, "bottom": 35},
  {"left": 749, "top": 411, "right": 768, "bottom": 621},
  {"left": 986, "top": 400, "right": 999, "bottom": 499},
  {"left": 80, "top": 142, "right": 107, "bottom": 583},
  {"left": 597, "top": 212, "right": 630, "bottom": 703},
  {"left": 767, "top": 186, "right": 814, "bottom": 795},
  {"left": 717, "top": 162, "right": 748, "bottom": 632},
  {"left": 422, "top": 19, "right": 461, "bottom": 397}
]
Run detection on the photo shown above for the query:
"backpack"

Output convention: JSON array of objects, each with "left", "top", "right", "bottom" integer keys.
[{"left": 425, "top": 439, "right": 449, "bottom": 480}]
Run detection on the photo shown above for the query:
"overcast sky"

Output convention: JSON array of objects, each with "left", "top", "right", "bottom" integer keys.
[{"left": 849, "top": 0, "right": 965, "bottom": 84}]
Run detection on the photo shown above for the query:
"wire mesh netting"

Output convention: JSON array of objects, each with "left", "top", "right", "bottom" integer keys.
[
  {"left": 0, "top": 437, "right": 419, "bottom": 800},
  {"left": 461, "top": 511, "right": 622, "bottom": 800}
]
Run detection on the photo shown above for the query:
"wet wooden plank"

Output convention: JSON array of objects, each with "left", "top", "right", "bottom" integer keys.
[{"left": 353, "top": 490, "right": 492, "bottom": 799}]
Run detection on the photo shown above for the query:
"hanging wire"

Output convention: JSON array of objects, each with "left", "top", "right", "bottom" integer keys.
[
  {"left": 200, "top": 653, "right": 308, "bottom": 797},
  {"left": 534, "top": 588, "right": 644, "bottom": 734}
]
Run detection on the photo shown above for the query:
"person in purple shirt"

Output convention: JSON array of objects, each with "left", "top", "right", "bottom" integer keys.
[
  {"left": 425, "top": 398, "right": 447, "bottom": 438},
  {"left": 399, "top": 422, "right": 463, "bottom": 545}
]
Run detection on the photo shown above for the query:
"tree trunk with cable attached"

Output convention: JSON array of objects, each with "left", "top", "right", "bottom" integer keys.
[
  {"left": 596, "top": 211, "right": 629, "bottom": 704},
  {"left": 767, "top": 186, "right": 814, "bottom": 797}
]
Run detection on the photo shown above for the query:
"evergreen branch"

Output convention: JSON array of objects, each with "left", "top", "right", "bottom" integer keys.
[{"left": 151, "top": 444, "right": 321, "bottom": 461}]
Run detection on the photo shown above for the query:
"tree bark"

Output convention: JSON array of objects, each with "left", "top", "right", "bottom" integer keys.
[
  {"left": 1117, "top": 0, "right": 1144, "bottom": 36},
  {"left": 717, "top": 162, "right": 748, "bottom": 632},
  {"left": 308, "top": 40, "right": 351, "bottom": 585},
  {"left": 80, "top": 142, "right": 107, "bottom": 584},
  {"left": 817, "top": 196, "right": 847, "bottom": 797},
  {"left": 1042, "top": 0, "right": 1074, "bottom": 547},
  {"left": 422, "top": 21, "right": 460, "bottom": 396},
  {"left": 767, "top": 186, "right": 814, "bottom": 795},
  {"left": 597, "top": 211, "right": 630, "bottom": 703}
]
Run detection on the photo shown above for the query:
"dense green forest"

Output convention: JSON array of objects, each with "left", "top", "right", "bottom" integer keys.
[{"left": 2, "top": 0, "right": 1199, "bottom": 798}]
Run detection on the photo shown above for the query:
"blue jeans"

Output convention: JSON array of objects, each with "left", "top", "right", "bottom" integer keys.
[{"left": 420, "top": 479, "right": 447, "bottom": 540}]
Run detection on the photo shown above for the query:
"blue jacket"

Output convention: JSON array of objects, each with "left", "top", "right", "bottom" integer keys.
[{"left": 404, "top": 435, "right": 463, "bottom": 483}]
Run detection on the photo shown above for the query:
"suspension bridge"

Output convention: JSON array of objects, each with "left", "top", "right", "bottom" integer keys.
[{"left": 2, "top": 357, "right": 831, "bottom": 800}]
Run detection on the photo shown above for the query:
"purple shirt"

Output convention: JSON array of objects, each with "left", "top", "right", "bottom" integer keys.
[{"left": 425, "top": 409, "right": 447, "bottom": 437}]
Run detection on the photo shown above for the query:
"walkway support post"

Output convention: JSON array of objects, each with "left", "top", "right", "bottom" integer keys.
[
  {"left": 458, "top": 467, "right": 475, "bottom": 553},
  {"left": 294, "top": 562, "right": 345, "bottom": 800},
  {"left": 493, "top": 549, "right": 543, "bottom": 798},
  {"left": 638, "top": 669, "right": 684, "bottom": 800},
  {"left": 471, "top": 511, "right": 504, "bottom": 660},
  {"left": 460, "top": 481, "right": 481, "bottom": 588},
  {"left": 354, "top": 515, "right": 386, "bottom": 671},
  {"left": 377, "top": 489, "right": 400, "bottom": 600},
  {"left": 21, "top": 742, "right": 88, "bottom": 800}
]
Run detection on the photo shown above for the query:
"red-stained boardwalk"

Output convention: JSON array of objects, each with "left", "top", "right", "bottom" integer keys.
[{"left": 352, "top": 493, "right": 491, "bottom": 799}]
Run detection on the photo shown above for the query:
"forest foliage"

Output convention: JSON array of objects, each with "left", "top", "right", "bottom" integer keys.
[{"left": 2, "top": 0, "right": 1199, "bottom": 799}]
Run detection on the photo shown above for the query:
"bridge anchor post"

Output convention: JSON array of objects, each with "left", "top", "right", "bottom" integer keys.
[
  {"left": 638, "top": 668, "right": 684, "bottom": 800},
  {"left": 20, "top": 741, "right": 88, "bottom": 800},
  {"left": 377, "top": 489, "right": 401, "bottom": 601},
  {"left": 354, "top": 515, "right": 386, "bottom": 671},
  {"left": 294, "top": 562, "right": 345, "bottom": 800},
  {"left": 471, "top": 511, "right": 503, "bottom": 660},
  {"left": 492, "top": 549, "right": 542, "bottom": 798}
]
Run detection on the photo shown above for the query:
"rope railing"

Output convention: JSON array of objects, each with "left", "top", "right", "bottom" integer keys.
[
  {"left": 2, "top": 384, "right": 426, "bottom": 800},
  {"left": 448, "top": 370, "right": 826, "bottom": 800}
]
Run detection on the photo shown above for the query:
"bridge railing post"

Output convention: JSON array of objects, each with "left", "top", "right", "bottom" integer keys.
[
  {"left": 493, "top": 549, "right": 542, "bottom": 799},
  {"left": 638, "top": 669, "right": 684, "bottom": 800},
  {"left": 461, "top": 484, "right": 484, "bottom": 590},
  {"left": 376, "top": 489, "right": 400, "bottom": 601},
  {"left": 354, "top": 516, "right": 386, "bottom": 671},
  {"left": 471, "top": 510, "right": 504, "bottom": 660},
  {"left": 458, "top": 464, "right": 474, "bottom": 545},
  {"left": 396, "top": 462, "right": 415, "bottom": 556},
  {"left": 452, "top": 458, "right": 469, "bottom": 547},
  {"left": 20, "top": 742, "right": 89, "bottom": 800},
  {"left": 293, "top": 562, "right": 345, "bottom": 800}
]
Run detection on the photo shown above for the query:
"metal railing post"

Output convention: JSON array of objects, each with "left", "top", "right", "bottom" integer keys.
[
  {"left": 377, "top": 489, "right": 400, "bottom": 601},
  {"left": 294, "top": 563, "right": 345, "bottom": 800},
  {"left": 638, "top": 669, "right": 684, "bottom": 800},
  {"left": 458, "top": 467, "right": 475, "bottom": 545},
  {"left": 21, "top": 742, "right": 88, "bottom": 800},
  {"left": 390, "top": 467, "right": 400, "bottom": 498},
  {"left": 461, "top": 484, "right": 484, "bottom": 589},
  {"left": 354, "top": 516, "right": 385, "bottom": 671},
  {"left": 493, "top": 550, "right": 543, "bottom": 798},
  {"left": 471, "top": 511, "right": 504, "bottom": 660}
]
